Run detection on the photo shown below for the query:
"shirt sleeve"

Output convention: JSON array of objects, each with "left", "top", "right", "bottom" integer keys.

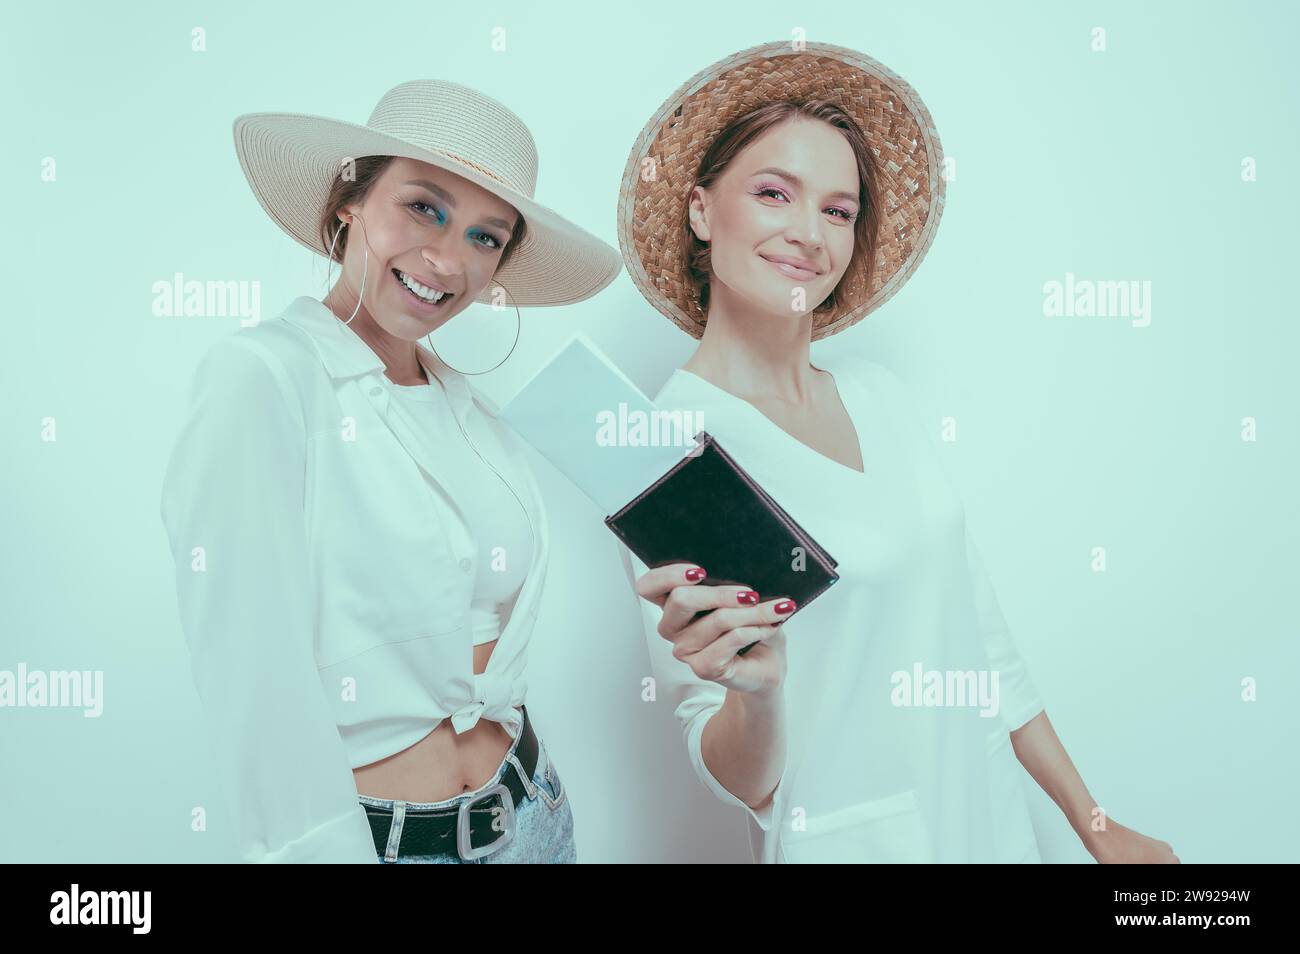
[
  {"left": 857, "top": 357, "right": 1045, "bottom": 733},
  {"left": 965, "top": 530, "right": 1045, "bottom": 732},
  {"left": 619, "top": 545, "right": 776, "bottom": 831},
  {"left": 159, "top": 335, "right": 379, "bottom": 863}
]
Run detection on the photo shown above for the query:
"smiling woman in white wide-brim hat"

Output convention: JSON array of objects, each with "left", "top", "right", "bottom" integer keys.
[
  {"left": 235, "top": 78, "right": 621, "bottom": 310},
  {"left": 160, "top": 79, "right": 618, "bottom": 865}
]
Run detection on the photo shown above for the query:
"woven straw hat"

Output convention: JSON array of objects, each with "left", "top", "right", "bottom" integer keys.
[
  {"left": 617, "top": 41, "right": 946, "bottom": 341},
  {"left": 233, "top": 79, "right": 622, "bottom": 307}
]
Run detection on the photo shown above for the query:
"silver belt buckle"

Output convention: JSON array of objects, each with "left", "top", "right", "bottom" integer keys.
[{"left": 457, "top": 782, "right": 515, "bottom": 861}]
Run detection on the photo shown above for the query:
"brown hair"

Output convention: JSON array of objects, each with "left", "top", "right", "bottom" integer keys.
[
  {"left": 684, "top": 101, "right": 881, "bottom": 317},
  {"left": 317, "top": 155, "right": 529, "bottom": 271}
]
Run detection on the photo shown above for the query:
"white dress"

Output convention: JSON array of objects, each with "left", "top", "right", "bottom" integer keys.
[{"left": 623, "top": 355, "right": 1045, "bottom": 863}]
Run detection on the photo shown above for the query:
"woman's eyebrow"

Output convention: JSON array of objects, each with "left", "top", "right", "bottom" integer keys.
[
  {"left": 750, "top": 166, "right": 859, "bottom": 206},
  {"left": 405, "top": 178, "right": 513, "bottom": 230}
]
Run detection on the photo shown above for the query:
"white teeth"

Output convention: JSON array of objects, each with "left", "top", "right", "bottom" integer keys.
[{"left": 398, "top": 271, "right": 447, "bottom": 302}]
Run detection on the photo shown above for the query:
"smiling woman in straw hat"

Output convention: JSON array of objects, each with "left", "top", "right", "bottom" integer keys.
[
  {"left": 160, "top": 79, "right": 621, "bottom": 864},
  {"left": 619, "top": 41, "right": 1178, "bottom": 865}
]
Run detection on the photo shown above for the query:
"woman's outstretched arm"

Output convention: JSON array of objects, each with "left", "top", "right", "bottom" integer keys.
[{"left": 1011, "top": 711, "right": 1180, "bottom": 863}]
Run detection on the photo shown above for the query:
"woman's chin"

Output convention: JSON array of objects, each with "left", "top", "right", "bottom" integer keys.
[
  {"left": 738, "top": 289, "right": 818, "bottom": 323},
  {"left": 373, "top": 307, "right": 441, "bottom": 341}
]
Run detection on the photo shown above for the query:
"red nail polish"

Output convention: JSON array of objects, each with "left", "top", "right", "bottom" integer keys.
[
  {"left": 685, "top": 567, "right": 706, "bottom": 582},
  {"left": 737, "top": 590, "right": 759, "bottom": 605},
  {"left": 774, "top": 600, "right": 796, "bottom": 614}
]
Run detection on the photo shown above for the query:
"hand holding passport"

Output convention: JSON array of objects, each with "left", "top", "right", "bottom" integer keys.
[{"left": 499, "top": 334, "right": 839, "bottom": 650}]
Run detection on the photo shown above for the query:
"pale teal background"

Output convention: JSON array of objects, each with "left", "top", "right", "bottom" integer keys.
[{"left": 2, "top": 0, "right": 1296, "bottom": 863}]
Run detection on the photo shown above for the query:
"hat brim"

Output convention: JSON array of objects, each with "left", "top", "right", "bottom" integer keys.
[
  {"left": 617, "top": 40, "right": 946, "bottom": 341},
  {"left": 233, "top": 112, "right": 622, "bottom": 308}
]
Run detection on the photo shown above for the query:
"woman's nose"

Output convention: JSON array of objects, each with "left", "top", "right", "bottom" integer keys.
[
  {"left": 418, "top": 242, "right": 463, "bottom": 281},
  {"left": 784, "top": 201, "right": 825, "bottom": 249}
]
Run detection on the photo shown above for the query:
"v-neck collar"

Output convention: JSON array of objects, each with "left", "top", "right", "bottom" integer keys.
[{"left": 668, "top": 364, "right": 869, "bottom": 480}]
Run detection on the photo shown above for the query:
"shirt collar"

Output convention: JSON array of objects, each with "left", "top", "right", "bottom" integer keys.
[{"left": 279, "top": 295, "right": 474, "bottom": 406}]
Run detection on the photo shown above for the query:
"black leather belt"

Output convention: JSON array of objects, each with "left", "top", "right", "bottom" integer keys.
[{"left": 365, "top": 704, "right": 539, "bottom": 862}]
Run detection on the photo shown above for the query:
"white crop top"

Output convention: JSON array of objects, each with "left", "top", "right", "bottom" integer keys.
[{"left": 385, "top": 374, "right": 533, "bottom": 645}]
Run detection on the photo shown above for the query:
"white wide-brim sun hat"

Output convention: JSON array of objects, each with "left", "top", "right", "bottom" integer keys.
[{"left": 233, "top": 78, "right": 622, "bottom": 308}]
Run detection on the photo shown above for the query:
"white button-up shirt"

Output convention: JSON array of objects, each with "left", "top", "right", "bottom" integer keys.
[{"left": 159, "top": 295, "right": 549, "bottom": 863}]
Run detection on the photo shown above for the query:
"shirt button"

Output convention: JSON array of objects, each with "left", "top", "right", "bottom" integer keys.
[
  {"left": 459, "top": 557, "right": 472, "bottom": 572},
  {"left": 369, "top": 386, "right": 383, "bottom": 396}
]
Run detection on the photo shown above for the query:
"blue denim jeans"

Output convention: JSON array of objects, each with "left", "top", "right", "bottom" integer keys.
[{"left": 358, "top": 730, "right": 576, "bottom": 864}]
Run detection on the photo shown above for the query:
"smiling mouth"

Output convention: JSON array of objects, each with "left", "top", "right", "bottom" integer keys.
[
  {"left": 760, "top": 255, "right": 820, "bottom": 281},
  {"left": 392, "top": 269, "right": 455, "bottom": 309}
]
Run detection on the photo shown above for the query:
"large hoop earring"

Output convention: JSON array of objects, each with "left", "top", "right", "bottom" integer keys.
[
  {"left": 324, "top": 215, "right": 368, "bottom": 325},
  {"left": 422, "top": 279, "right": 521, "bottom": 376}
]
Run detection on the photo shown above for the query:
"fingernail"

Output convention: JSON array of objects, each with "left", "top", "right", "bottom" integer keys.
[
  {"left": 736, "top": 590, "right": 759, "bottom": 605},
  {"left": 685, "top": 567, "right": 706, "bottom": 582},
  {"left": 774, "top": 600, "right": 796, "bottom": 614}
]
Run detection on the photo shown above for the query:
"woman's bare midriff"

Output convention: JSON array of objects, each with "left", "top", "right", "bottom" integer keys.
[{"left": 352, "top": 639, "right": 515, "bottom": 803}]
